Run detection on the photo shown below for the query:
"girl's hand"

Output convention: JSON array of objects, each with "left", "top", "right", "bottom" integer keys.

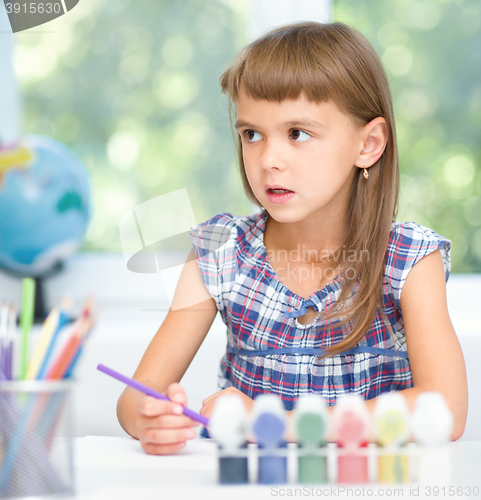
[
  {"left": 200, "top": 387, "right": 254, "bottom": 419},
  {"left": 136, "top": 383, "right": 200, "bottom": 455}
]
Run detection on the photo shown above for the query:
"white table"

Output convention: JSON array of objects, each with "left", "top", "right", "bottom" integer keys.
[{"left": 75, "top": 437, "right": 481, "bottom": 499}]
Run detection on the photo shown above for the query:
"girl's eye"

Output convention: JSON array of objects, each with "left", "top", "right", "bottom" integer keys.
[
  {"left": 244, "top": 130, "right": 262, "bottom": 143},
  {"left": 290, "top": 129, "right": 310, "bottom": 142}
]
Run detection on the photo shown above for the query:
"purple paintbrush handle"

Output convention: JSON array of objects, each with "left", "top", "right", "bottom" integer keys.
[{"left": 96, "top": 364, "right": 209, "bottom": 427}]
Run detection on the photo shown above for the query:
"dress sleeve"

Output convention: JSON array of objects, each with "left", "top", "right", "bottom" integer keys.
[
  {"left": 188, "top": 212, "right": 238, "bottom": 316},
  {"left": 385, "top": 221, "right": 451, "bottom": 311}
]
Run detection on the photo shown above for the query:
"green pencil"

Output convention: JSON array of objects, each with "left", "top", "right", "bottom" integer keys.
[{"left": 20, "top": 277, "right": 35, "bottom": 380}]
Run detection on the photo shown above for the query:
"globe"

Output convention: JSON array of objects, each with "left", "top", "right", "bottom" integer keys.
[{"left": 0, "top": 135, "right": 92, "bottom": 277}]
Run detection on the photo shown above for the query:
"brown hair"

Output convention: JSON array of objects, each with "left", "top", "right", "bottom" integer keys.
[{"left": 219, "top": 22, "right": 399, "bottom": 356}]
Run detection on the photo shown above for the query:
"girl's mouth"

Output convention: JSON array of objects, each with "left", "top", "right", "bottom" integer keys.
[{"left": 266, "top": 188, "right": 295, "bottom": 204}]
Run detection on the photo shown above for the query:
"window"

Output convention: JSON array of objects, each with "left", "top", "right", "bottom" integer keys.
[{"left": 16, "top": 0, "right": 481, "bottom": 271}]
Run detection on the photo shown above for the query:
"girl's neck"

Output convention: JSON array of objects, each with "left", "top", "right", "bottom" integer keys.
[{"left": 264, "top": 212, "right": 346, "bottom": 263}]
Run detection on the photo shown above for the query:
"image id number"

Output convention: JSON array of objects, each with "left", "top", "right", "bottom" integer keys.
[
  {"left": 425, "top": 486, "right": 480, "bottom": 496},
  {"left": 5, "top": 3, "right": 62, "bottom": 14}
]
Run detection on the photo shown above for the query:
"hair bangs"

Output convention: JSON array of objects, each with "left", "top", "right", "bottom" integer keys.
[{"left": 223, "top": 24, "right": 340, "bottom": 104}]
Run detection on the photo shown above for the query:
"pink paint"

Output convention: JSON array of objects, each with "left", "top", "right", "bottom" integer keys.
[
  {"left": 337, "top": 444, "right": 369, "bottom": 484},
  {"left": 331, "top": 395, "right": 371, "bottom": 484}
]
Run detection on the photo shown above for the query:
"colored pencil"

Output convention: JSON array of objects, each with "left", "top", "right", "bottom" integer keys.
[
  {"left": 0, "top": 301, "right": 7, "bottom": 339},
  {"left": 7, "top": 306, "right": 16, "bottom": 380},
  {"left": 19, "top": 278, "right": 35, "bottom": 380},
  {"left": 45, "top": 317, "right": 93, "bottom": 380},
  {"left": 36, "top": 309, "right": 70, "bottom": 380},
  {"left": 0, "top": 302, "right": 8, "bottom": 379},
  {"left": 97, "top": 363, "right": 209, "bottom": 427},
  {"left": 26, "top": 308, "right": 60, "bottom": 380},
  {"left": 0, "top": 295, "right": 94, "bottom": 497}
]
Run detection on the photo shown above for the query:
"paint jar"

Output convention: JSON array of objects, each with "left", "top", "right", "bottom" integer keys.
[
  {"left": 0, "top": 380, "right": 74, "bottom": 498},
  {"left": 251, "top": 394, "right": 288, "bottom": 485},
  {"left": 294, "top": 394, "right": 329, "bottom": 484},
  {"left": 210, "top": 394, "right": 249, "bottom": 484}
]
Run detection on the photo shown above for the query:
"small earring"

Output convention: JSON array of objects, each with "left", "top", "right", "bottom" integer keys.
[{"left": 363, "top": 164, "right": 369, "bottom": 179}]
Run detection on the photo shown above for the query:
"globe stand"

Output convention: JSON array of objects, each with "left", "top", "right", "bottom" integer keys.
[
  {"left": 0, "top": 261, "right": 64, "bottom": 323},
  {"left": 33, "top": 276, "right": 48, "bottom": 323}
]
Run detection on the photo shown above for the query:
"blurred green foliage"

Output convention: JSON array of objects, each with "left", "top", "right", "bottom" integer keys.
[
  {"left": 16, "top": 0, "right": 481, "bottom": 271},
  {"left": 334, "top": 0, "right": 481, "bottom": 272},
  {"left": 16, "top": 0, "right": 251, "bottom": 253}
]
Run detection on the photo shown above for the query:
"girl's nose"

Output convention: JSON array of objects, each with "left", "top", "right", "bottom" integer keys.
[{"left": 259, "top": 140, "right": 286, "bottom": 171}]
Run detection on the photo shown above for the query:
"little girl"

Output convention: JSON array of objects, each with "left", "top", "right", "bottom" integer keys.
[{"left": 117, "top": 21, "right": 468, "bottom": 455}]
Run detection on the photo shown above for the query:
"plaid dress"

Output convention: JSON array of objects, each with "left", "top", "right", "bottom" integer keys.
[{"left": 189, "top": 210, "right": 451, "bottom": 410}]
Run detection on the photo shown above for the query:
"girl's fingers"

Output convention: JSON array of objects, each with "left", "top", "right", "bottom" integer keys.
[
  {"left": 201, "top": 387, "right": 243, "bottom": 408},
  {"left": 201, "top": 391, "right": 221, "bottom": 406},
  {"left": 200, "top": 389, "right": 235, "bottom": 416},
  {"left": 200, "top": 388, "right": 254, "bottom": 420},
  {"left": 165, "top": 383, "right": 187, "bottom": 405},
  {"left": 138, "top": 413, "right": 200, "bottom": 430},
  {"left": 141, "top": 441, "right": 186, "bottom": 456},
  {"left": 136, "top": 383, "right": 199, "bottom": 456},
  {"left": 142, "top": 427, "right": 198, "bottom": 446},
  {"left": 199, "top": 400, "right": 215, "bottom": 418},
  {"left": 138, "top": 395, "right": 183, "bottom": 417},
  {"left": 138, "top": 380, "right": 189, "bottom": 417}
]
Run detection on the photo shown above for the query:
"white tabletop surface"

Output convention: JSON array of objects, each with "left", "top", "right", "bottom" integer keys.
[{"left": 74, "top": 436, "right": 481, "bottom": 500}]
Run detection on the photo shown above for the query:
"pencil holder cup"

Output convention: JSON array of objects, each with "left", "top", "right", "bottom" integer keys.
[{"left": 0, "top": 380, "right": 75, "bottom": 499}]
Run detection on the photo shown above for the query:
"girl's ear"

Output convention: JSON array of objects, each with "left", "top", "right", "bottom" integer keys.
[{"left": 355, "top": 117, "right": 388, "bottom": 171}]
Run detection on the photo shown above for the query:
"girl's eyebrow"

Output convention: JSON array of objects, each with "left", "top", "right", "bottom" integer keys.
[{"left": 235, "top": 118, "right": 326, "bottom": 130}]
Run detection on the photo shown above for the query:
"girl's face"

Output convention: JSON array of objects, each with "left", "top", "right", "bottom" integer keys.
[{"left": 236, "top": 88, "right": 366, "bottom": 226}]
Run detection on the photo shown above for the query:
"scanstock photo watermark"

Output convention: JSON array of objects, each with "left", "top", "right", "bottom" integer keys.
[
  {"left": 2, "top": 0, "right": 80, "bottom": 32},
  {"left": 270, "top": 485, "right": 480, "bottom": 497}
]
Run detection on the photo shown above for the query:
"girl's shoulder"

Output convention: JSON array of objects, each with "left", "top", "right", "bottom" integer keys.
[
  {"left": 188, "top": 211, "right": 266, "bottom": 316},
  {"left": 384, "top": 221, "right": 452, "bottom": 305},
  {"left": 387, "top": 221, "right": 451, "bottom": 272},
  {"left": 189, "top": 210, "right": 266, "bottom": 254}
]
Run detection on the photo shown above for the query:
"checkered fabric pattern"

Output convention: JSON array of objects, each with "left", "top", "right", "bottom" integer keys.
[{"left": 189, "top": 210, "right": 451, "bottom": 410}]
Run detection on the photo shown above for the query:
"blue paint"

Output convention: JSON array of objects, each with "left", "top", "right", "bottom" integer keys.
[
  {"left": 258, "top": 441, "right": 288, "bottom": 484},
  {"left": 251, "top": 395, "right": 288, "bottom": 485},
  {"left": 218, "top": 443, "right": 249, "bottom": 484},
  {"left": 253, "top": 412, "right": 285, "bottom": 447}
]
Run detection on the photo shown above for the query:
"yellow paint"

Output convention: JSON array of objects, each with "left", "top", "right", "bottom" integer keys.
[
  {"left": 378, "top": 453, "right": 409, "bottom": 483},
  {"left": 376, "top": 410, "right": 408, "bottom": 447}
]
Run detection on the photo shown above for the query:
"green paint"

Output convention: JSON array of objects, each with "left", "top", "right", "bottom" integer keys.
[
  {"left": 296, "top": 413, "right": 326, "bottom": 445},
  {"left": 296, "top": 412, "right": 328, "bottom": 483},
  {"left": 298, "top": 456, "right": 327, "bottom": 484}
]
